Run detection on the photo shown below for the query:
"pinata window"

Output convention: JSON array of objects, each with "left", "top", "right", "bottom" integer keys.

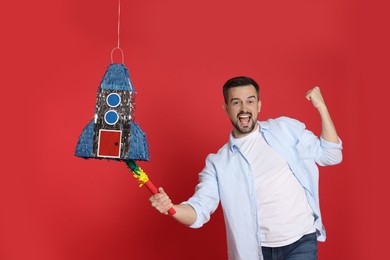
[
  {"left": 106, "top": 93, "right": 121, "bottom": 107},
  {"left": 104, "top": 110, "right": 119, "bottom": 125}
]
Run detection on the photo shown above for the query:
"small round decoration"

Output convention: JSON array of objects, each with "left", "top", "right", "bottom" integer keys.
[
  {"left": 106, "top": 93, "right": 121, "bottom": 107},
  {"left": 104, "top": 110, "right": 119, "bottom": 125}
]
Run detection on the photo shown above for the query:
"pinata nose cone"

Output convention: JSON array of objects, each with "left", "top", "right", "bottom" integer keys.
[
  {"left": 74, "top": 64, "right": 149, "bottom": 161},
  {"left": 101, "top": 64, "right": 136, "bottom": 92}
]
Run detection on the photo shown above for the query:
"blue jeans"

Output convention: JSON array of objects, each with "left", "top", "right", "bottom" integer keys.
[{"left": 261, "top": 232, "right": 318, "bottom": 260}]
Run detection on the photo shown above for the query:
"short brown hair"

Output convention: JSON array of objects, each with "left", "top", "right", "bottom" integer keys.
[{"left": 222, "top": 76, "right": 260, "bottom": 104}]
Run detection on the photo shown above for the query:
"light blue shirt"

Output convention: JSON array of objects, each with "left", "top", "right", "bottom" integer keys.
[{"left": 183, "top": 117, "right": 343, "bottom": 260}]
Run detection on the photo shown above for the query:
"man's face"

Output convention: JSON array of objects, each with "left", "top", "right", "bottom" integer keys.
[{"left": 224, "top": 85, "right": 261, "bottom": 138}]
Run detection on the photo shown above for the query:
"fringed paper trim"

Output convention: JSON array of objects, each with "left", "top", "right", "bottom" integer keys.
[{"left": 126, "top": 160, "right": 149, "bottom": 187}]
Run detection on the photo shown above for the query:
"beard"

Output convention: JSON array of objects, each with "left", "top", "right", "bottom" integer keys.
[{"left": 230, "top": 112, "right": 257, "bottom": 136}]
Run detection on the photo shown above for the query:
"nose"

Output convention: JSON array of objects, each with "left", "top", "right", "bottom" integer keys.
[{"left": 239, "top": 102, "right": 249, "bottom": 112}]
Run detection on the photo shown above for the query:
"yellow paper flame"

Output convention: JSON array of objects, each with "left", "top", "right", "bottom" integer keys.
[{"left": 132, "top": 167, "right": 149, "bottom": 187}]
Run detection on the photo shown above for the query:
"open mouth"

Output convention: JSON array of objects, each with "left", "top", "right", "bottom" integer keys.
[{"left": 238, "top": 113, "right": 252, "bottom": 126}]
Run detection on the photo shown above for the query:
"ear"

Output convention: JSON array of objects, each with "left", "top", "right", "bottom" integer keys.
[
  {"left": 222, "top": 103, "right": 228, "bottom": 114},
  {"left": 258, "top": 100, "right": 262, "bottom": 113}
]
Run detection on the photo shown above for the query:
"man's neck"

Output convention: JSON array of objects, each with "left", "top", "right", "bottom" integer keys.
[{"left": 233, "top": 123, "right": 259, "bottom": 139}]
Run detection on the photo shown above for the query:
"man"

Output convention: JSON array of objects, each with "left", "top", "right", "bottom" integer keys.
[{"left": 150, "top": 76, "right": 343, "bottom": 260}]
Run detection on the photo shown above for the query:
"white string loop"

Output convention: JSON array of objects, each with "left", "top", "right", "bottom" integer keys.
[{"left": 111, "top": 47, "right": 124, "bottom": 64}]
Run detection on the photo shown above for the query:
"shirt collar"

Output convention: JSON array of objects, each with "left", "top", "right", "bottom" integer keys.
[{"left": 228, "top": 121, "right": 268, "bottom": 152}]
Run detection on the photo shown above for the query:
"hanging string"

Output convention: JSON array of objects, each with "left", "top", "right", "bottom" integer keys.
[
  {"left": 116, "top": 0, "right": 121, "bottom": 49},
  {"left": 111, "top": 0, "right": 124, "bottom": 64}
]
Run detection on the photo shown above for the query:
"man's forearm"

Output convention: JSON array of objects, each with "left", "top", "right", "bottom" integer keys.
[
  {"left": 171, "top": 204, "right": 197, "bottom": 226},
  {"left": 318, "top": 105, "right": 339, "bottom": 144}
]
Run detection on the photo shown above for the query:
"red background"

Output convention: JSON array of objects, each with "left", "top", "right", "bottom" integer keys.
[{"left": 1, "top": 0, "right": 388, "bottom": 259}]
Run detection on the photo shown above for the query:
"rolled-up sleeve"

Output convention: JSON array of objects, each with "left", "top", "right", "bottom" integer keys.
[
  {"left": 317, "top": 137, "right": 343, "bottom": 166},
  {"left": 294, "top": 125, "right": 343, "bottom": 167}
]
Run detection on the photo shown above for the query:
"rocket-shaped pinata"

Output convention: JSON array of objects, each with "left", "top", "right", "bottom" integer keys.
[{"left": 75, "top": 63, "right": 175, "bottom": 215}]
